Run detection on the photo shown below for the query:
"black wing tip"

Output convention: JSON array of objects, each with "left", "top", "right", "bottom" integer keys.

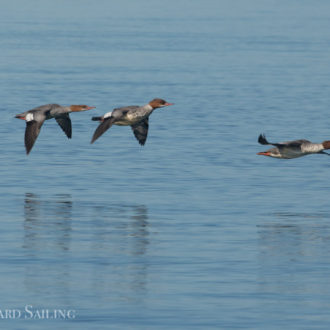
[
  {"left": 133, "top": 134, "right": 147, "bottom": 146},
  {"left": 25, "top": 141, "right": 34, "bottom": 155},
  {"left": 90, "top": 118, "right": 113, "bottom": 144},
  {"left": 258, "top": 133, "right": 268, "bottom": 145},
  {"left": 24, "top": 140, "right": 34, "bottom": 155},
  {"left": 91, "top": 131, "right": 101, "bottom": 144},
  {"left": 90, "top": 130, "right": 102, "bottom": 144}
]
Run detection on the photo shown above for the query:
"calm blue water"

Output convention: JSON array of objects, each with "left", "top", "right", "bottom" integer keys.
[{"left": 1, "top": 0, "right": 330, "bottom": 328}]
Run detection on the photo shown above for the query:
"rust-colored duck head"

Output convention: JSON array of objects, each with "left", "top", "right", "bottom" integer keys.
[
  {"left": 70, "top": 105, "right": 96, "bottom": 112},
  {"left": 148, "top": 99, "right": 174, "bottom": 109}
]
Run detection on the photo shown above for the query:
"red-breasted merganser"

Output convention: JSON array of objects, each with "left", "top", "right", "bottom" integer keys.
[
  {"left": 257, "top": 134, "right": 330, "bottom": 159},
  {"left": 16, "top": 104, "right": 95, "bottom": 154},
  {"left": 91, "top": 98, "right": 174, "bottom": 145}
]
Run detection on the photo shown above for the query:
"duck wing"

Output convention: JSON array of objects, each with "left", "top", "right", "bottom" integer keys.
[
  {"left": 131, "top": 118, "right": 149, "bottom": 146},
  {"left": 258, "top": 134, "right": 306, "bottom": 149},
  {"left": 55, "top": 114, "right": 72, "bottom": 139},
  {"left": 91, "top": 117, "right": 115, "bottom": 144},
  {"left": 25, "top": 119, "right": 45, "bottom": 154}
]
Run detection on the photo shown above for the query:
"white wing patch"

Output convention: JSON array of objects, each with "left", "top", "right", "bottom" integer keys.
[
  {"left": 301, "top": 143, "right": 323, "bottom": 153},
  {"left": 25, "top": 113, "right": 34, "bottom": 122},
  {"left": 103, "top": 111, "right": 112, "bottom": 119}
]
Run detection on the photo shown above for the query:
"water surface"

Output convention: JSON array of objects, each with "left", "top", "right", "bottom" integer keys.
[{"left": 1, "top": 0, "right": 330, "bottom": 328}]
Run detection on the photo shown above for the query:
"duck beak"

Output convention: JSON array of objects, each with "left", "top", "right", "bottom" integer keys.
[
  {"left": 257, "top": 151, "right": 270, "bottom": 156},
  {"left": 164, "top": 103, "right": 174, "bottom": 106},
  {"left": 87, "top": 106, "right": 96, "bottom": 110}
]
